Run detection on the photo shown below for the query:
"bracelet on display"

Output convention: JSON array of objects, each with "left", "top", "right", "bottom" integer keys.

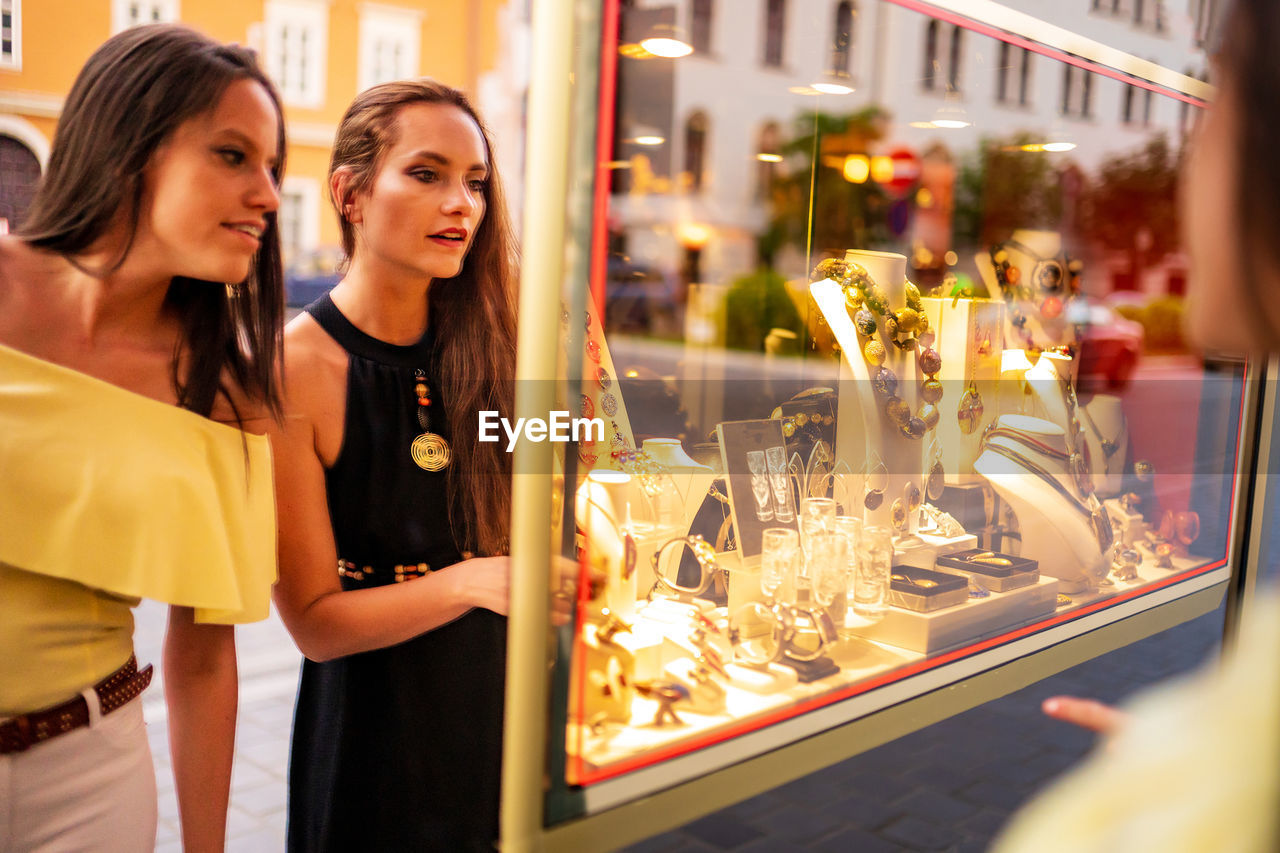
[
  {"left": 648, "top": 535, "right": 719, "bottom": 600},
  {"left": 980, "top": 423, "right": 1094, "bottom": 498},
  {"left": 727, "top": 599, "right": 838, "bottom": 665}
]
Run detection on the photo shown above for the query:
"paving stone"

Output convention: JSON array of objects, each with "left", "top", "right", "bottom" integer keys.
[
  {"left": 810, "top": 825, "right": 901, "bottom": 853},
  {"left": 821, "top": 792, "right": 903, "bottom": 831},
  {"left": 621, "top": 829, "right": 692, "bottom": 853},
  {"left": 957, "top": 779, "right": 1036, "bottom": 812},
  {"left": 957, "top": 807, "right": 1012, "bottom": 838},
  {"left": 718, "top": 791, "right": 786, "bottom": 824},
  {"left": 750, "top": 807, "right": 842, "bottom": 846},
  {"left": 236, "top": 779, "right": 290, "bottom": 818},
  {"left": 896, "top": 789, "right": 981, "bottom": 824},
  {"left": 681, "top": 812, "right": 764, "bottom": 849},
  {"left": 771, "top": 773, "right": 852, "bottom": 809},
  {"left": 877, "top": 815, "right": 956, "bottom": 850},
  {"left": 842, "top": 770, "right": 914, "bottom": 803}
]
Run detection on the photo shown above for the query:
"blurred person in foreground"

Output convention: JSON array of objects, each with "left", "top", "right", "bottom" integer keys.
[{"left": 993, "top": 1, "right": 1280, "bottom": 850}]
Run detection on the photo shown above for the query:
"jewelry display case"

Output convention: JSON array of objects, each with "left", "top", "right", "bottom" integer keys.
[{"left": 501, "top": 1, "right": 1265, "bottom": 850}]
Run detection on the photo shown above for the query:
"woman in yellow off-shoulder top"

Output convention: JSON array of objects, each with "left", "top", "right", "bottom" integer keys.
[{"left": 0, "top": 25, "right": 284, "bottom": 852}]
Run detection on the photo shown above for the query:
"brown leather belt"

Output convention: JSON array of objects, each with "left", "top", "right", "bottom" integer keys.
[{"left": 0, "top": 654, "right": 153, "bottom": 754}]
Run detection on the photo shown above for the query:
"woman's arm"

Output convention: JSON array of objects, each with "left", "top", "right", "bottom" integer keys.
[
  {"left": 271, "top": 330, "right": 509, "bottom": 662},
  {"left": 163, "top": 605, "right": 237, "bottom": 853}
]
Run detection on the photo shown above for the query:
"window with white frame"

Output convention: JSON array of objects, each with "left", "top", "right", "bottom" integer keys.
[
  {"left": 359, "top": 5, "right": 421, "bottom": 92},
  {"left": 0, "top": 0, "right": 20, "bottom": 70},
  {"left": 278, "top": 177, "right": 320, "bottom": 264},
  {"left": 922, "top": 19, "right": 938, "bottom": 91},
  {"left": 112, "top": 0, "right": 178, "bottom": 33},
  {"left": 264, "top": 0, "right": 328, "bottom": 109},
  {"left": 1060, "top": 57, "right": 1093, "bottom": 119}
]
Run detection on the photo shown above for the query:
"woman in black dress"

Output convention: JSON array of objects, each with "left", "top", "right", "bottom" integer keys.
[{"left": 272, "top": 79, "right": 517, "bottom": 852}]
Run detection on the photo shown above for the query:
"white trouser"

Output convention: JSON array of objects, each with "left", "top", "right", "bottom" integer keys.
[{"left": 0, "top": 690, "right": 157, "bottom": 853}]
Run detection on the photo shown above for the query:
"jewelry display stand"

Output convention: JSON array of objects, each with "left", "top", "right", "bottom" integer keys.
[
  {"left": 932, "top": 297, "right": 1004, "bottom": 484},
  {"left": 576, "top": 471, "right": 639, "bottom": 621},
  {"left": 1079, "top": 395, "right": 1127, "bottom": 497},
  {"left": 1024, "top": 351, "right": 1076, "bottom": 437},
  {"left": 974, "top": 229, "right": 1077, "bottom": 353},
  {"left": 973, "top": 415, "right": 1108, "bottom": 592},
  {"left": 847, "top": 577, "right": 1058, "bottom": 654},
  {"left": 812, "top": 251, "right": 928, "bottom": 540}
]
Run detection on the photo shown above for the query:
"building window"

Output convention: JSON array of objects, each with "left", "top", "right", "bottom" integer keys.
[
  {"left": 1142, "top": 84, "right": 1153, "bottom": 125},
  {"left": 946, "top": 25, "right": 963, "bottom": 93},
  {"left": 691, "top": 0, "right": 712, "bottom": 54},
  {"left": 1133, "top": 0, "right": 1145, "bottom": 25},
  {"left": 684, "top": 111, "right": 708, "bottom": 193},
  {"left": 112, "top": 0, "right": 178, "bottom": 32},
  {"left": 278, "top": 177, "right": 319, "bottom": 263},
  {"left": 1018, "top": 47, "right": 1032, "bottom": 105},
  {"left": 755, "top": 121, "right": 781, "bottom": 201},
  {"left": 0, "top": 0, "right": 19, "bottom": 70},
  {"left": 830, "top": 1, "right": 853, "bottom": 75},
  {"left": 1122, "top": 83, "right": 1137, "bottom": 123},
  {"left": 0, "top": 135, "right": 39, "bottom": 228},
  {"left": 763, "top": 0, "right": 785, "bottom": 68},
  {"left": 264, "top": 0, "right": 328, "bottom": 109},
  {"left": 922, "top": 20, "right": 938, "bottom": 91},
  {"left": 1061, "top": 57, "right": 1093, "bottom": 119},
  {"left": 359, "top": 5, "right": 421, "bottom": 92},
  {"left": 996, "top": 40, "right": 1011, "bottom": 103}
]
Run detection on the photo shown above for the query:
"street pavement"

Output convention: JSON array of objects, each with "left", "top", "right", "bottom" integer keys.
[{"left": 134, "top": 596, "right": 1225, "bottom": 852}]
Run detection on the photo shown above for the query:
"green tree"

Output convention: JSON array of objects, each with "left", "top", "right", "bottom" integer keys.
[{"left": 952, "top": 132, "right": 1065, "bottom": 250}]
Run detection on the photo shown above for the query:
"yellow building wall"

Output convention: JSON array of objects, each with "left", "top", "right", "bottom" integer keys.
[{"left": 0, "top": 0, "right": 513, "bottom": 260}]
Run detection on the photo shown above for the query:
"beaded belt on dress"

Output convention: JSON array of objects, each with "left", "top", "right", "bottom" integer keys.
[
  {"left": 337, "top": 551, "right": 474, "bottom": 584},
  {"left": 0, "top": 654, "right": 153, "bottom": 754}
]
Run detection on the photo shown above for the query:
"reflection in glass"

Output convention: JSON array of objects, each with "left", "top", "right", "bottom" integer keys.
[
  {"left": 765, "top": 445, "right": 795, "bottom": 523},
  {"left": 747, "top": 450, "right": 775, "bottom": 521}
]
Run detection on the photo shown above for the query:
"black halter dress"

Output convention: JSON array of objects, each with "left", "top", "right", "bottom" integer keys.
[{"left": 287, "top": 294, "right": 507, "bottom": 852}]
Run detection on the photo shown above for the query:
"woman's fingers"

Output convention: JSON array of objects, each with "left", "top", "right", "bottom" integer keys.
[{"left": 1042, "top": 695, "right": 1127, "bottom": 735}]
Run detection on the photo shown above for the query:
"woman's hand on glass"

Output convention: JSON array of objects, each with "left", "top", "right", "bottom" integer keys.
[{"left": 1042, "top": 695, "right": 1127, "bottom": 735}]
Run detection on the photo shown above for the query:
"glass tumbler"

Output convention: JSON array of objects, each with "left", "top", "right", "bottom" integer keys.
[
  {"left": 853, "top": 524, "right": 893, "bottom": 621},
  {"left": 760, "top": 527, "right": 800, "bottom": 604}
]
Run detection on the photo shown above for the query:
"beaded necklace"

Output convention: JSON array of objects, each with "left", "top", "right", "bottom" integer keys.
[
  {"left": 410, "top": 368, "right": 451, "bottom": 471},
  {"left": 811, "top": 259, "right": 943, "bottom": 442}
]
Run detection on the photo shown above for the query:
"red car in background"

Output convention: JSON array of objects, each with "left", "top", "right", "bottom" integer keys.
[{"left": 1068, "top": 296, "right": 1146, "bottom": 390}]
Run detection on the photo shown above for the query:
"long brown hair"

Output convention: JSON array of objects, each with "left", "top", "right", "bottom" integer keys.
[
  {"left": 20, "top": 24, "right": 286, "bottom": 419},
  {"left": 1214, "top": 0, "right": 1280, "bottom": 348},
  {"left": 329, "top": 79, "right": 517, "bottom": 556}
]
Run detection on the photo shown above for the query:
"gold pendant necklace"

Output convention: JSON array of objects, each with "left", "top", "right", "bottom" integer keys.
[
  {"left": 957, "top": 318, "right": 988, "bottom": 435},
  {"left": 411, "top": 368, "right": 451, "bottom": 472}
]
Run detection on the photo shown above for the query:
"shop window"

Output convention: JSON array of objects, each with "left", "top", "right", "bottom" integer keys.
[
  {"left": 922, "top": 19, "right": 938, "bottom": 90},
  {"left": 0, "top": 0, "right": 18, "bottom": 70},
  {"left": 830, "top": 1, "right": 853, "bottom": 75},
  {"left": 264, "top": 0, "right": 328, "bottom": 109},
  {"left": 0, "top": 135, "right": 38, "bottom": 227},
  {"left": 763, "top": 0, "right": 785, "bottom": 68},
  {"left": 1134, "top": 0, "right": 1145, "bottom": 25},
  {"left": 358, "top": 5, "right": 420, "bottom": 92},
  {"left": 684, "top": 111, "right": 708, "bottom": 192},
  {"left": 691, "top": 0, "right": 712, "bottom": 55}
]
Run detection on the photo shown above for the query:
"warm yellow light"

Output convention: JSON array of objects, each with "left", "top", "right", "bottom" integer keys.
[
  {"left": 1018, "top": 143, "right": 1046, "bottom": 152},
  {"left": 756, "top": 152, "right": 783, "bottom": 163},
  {"left": 915, "top": 187, "right": 934, "bottom": 208},
  {"left": 812, "top": 82, "right": 854, "bottom": 95},
  {"left": 870, "top": 155, "right": 895, "bottom": 184},
  {"left": 677, "top": 222, "right": 712, "bottom": 250},
  {"left": 639, "top": 36, "right": 693, "bottom": 58},
  {"left": 788, "top": 86, "right": 821, "bottom": 96},
  {"left": 944, "top": 250, "right": 958, "bottom": 266},
  {"left": 632, "top": 135, "right": 665, "bottom": 146},
  {"left": 909, "top": 121, "right": 937, "bottom": 129},
  {"left": 603, "top": 161, "right": 632, "bottom": 170},
  {"left": 625, "top": 369, "right": 640, "bottom": 378},
  {"left": 1042, "top": 141, "right": 1077, "bottom": 152},
  {"left": 618, "top": 43, "right": 653, "bottom": 59},
  {"left": 843, "top": 154, "right": 870, "bottom": 184},
  {"left": 932, "top": 118, "right": 972, "bottom": 129}
]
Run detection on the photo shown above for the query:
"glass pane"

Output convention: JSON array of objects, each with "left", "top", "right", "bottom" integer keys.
[{"left": 554, "top": 0, "right": 1239, "bottom": 803}]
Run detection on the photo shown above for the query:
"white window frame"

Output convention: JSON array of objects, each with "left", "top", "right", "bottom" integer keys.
[
  {"left": 111, "top": 0, "right": 180, "bottom": 33},
  {"left": 358, "top": 3, "right": 422, "bottom": 93},
  {"left": 0, "top": 0, "right": 20, "bottom": 71},
  {"left": 278, "top": 176, "right": 321, "bottom": 263},
  {"left": 264, "top": 0, "right": 329, "bottom": 109}
]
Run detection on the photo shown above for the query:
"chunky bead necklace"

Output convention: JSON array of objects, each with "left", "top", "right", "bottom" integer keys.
[
  {"left": 989, "top": 241, "right": 1083, "bottom": 346},
  {"left": 812, "top": 259, "right": 942, "bottom": 441},
  {"left": 410, "top": 368, "right": 451, "bottom": 471}
]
